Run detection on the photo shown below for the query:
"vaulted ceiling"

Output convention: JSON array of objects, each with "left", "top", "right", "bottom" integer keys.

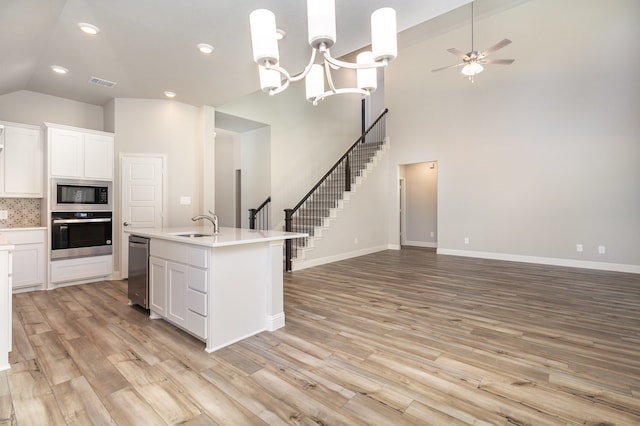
[{"left": 0, "top": 0, "right": 478, "bottom": 108}]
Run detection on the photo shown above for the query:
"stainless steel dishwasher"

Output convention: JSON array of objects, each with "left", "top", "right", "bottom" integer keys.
[{"left": 128, "top": 235, "right": 150, "bottom": 308}]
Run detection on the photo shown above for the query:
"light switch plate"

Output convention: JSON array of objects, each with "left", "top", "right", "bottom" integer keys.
[
  {"left": 0, "top": 210, "right": 8, "bottom": 220},
  {"left": 179, "top": 196, "right": 191, "bottom": 205}
]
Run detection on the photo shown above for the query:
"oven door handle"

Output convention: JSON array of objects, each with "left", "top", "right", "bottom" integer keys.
[{"left": 52, "top": 218, "right": 112, "bottom": 224}]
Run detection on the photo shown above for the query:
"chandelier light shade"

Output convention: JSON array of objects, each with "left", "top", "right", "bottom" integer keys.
[
  {"left": 249, "top": 9, "right": 279, "bottom": 65},
  {"left": 249, "top": 0, "right": 397, "bottom": 105},
  {"left": 371, "top": 8, "right": 397, "bottom": 61},
  {"left": 259, "top": 66, "right": 281, "bottom": 93},
  {"left": 305, "top": 64, "right": 325, "bottom": 101},
  {"left": 307, "top": 0, "right": 336, "bottom": 48},
  {"left": 356, "top": 52, "right": 377, "bottom": 91}
]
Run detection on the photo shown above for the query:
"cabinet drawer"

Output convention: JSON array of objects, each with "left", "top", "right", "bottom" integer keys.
[
  {"left": 187, "top": 267, "right": 207, "bottom": 292},
  {"left": 187, "top": 310, "right": 207, "bottom": 340},
  {"left": 151, "top": 239, "right": 208, "bottom": 268},
  {"left": 187, "top": 288, "right": 207, "bottom": 316}
]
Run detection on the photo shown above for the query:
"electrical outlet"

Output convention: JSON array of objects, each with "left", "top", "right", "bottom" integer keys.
[
  {"left": 179, "top": 196, "right": 191, "bottom": 205},
  {"left": 464, "top": 237, "right": 470, "bottom": 245},
  {"left": 598, "top": 245, "right": 606, "bottom": 254},
  {"left": 576, "top": 244, "right": 583, "bottom": 252},
  {"left": 430, "top": 231, "right": 435, "bottom": 238},
  {"left": 354, "top": 237, "right": 358, "bottom": 245},
  {"left": 0, "top": 210, "right": 8, "bottom": 220}
]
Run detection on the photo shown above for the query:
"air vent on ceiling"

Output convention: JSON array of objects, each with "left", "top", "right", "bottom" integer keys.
[{"left": 88, "top": 76, "right": 117, "bottom": 88}]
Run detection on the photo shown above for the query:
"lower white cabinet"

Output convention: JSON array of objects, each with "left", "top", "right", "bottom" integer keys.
[
  {"left": 0, "top": 246, "right": 12, "bottom": 371},
  {"left": 0, "top": 229, "right": 46, "bottom": 293},
  {"left": 50, "top": 255, "right": 112, "bottom": 286},
  {"left": 149, "top": 239, "right": 208, "bottom": 340}
]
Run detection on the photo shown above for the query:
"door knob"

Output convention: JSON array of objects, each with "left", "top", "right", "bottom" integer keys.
[{"left": 123, "top": 222, "right": 130, "bottom": 226}]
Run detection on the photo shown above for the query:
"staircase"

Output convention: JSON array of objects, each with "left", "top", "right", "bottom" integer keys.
[{"left": 285, "top": 109, "right": 388, "bottom": 271}]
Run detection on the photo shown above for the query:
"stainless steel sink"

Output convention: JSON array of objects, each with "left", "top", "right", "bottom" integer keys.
[{"left": 173, "top": 233, "right": 214, "bottom": 238}]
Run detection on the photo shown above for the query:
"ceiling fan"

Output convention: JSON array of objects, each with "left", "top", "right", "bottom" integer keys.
[{"left": 431, "top": 1, "right": 514, "bottom": 82}]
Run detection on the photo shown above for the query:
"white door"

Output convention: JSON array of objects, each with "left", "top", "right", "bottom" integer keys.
[{"left": 120, "top": 155, "right": 165, "bottom": 279}]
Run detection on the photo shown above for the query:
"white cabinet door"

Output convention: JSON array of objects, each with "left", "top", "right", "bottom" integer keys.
[
  {"left": 12, "top": 243, "right": 45, "bottom": 290},
  {"left": 166, "top": 261, "right": 187, "bottom": 327},
  {"left": 149, "top": 256, "right": 167, "bottom": 316},
  {"left": 3, "top": 126, "right": 43, "bottom": 197},
  {"left": 49, "top": 128, "right": 84, "bottom": 178},
  {"left": 48, "top": 125, "right": 114, "bottom": 180},
  {"left": 84, "top": 133, "right": 114, "bottom": 180}
]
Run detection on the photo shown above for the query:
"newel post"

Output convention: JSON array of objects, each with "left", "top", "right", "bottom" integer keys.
[{"left": 284, "top": 209, "right": 293, "bottom": 272}]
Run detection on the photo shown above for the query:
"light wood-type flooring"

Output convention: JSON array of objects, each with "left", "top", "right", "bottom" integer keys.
[{"left": 2, "top": 248, "right": 640, "bottom": 425}]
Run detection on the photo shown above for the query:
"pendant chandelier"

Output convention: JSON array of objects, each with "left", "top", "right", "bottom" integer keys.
[{"left": 249, "top": 0, "right": 397, "bottom": 105}]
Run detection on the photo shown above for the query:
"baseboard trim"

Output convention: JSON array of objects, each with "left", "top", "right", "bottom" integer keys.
[
  {"left": 266, "top": 312, "right": 285, "bottom": 331},
  {"left": 404, "top": 240, "right": 437, "bottom": 248},
  {"left": 437, "top": 248, "right": 640, "bottom": 274},
  {"left": 293, "top": 245, "right": 389, "bottom": 271}
]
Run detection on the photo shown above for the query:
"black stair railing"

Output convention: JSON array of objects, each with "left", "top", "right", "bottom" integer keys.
[
  {"left": 248, "top": 196, "right": 271, "bottom": 230},
  {"left": 284, "top": 108, "right": 388, "bottom": 271}
]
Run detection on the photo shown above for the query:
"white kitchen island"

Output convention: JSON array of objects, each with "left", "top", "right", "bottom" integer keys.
[{"left": 125, "top": 227, "right": 306, "bottom": 352}]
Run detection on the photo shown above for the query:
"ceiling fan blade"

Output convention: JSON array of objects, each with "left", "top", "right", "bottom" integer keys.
[
  {"left": 481, "top": 39, "right": 512, "bottom": 56},
  {"left": 446, "top": 48, "right": 470, "bottom": 60},
  {"left": 479, "top": 58, "right": 515, "bottom": 65},
  {"left": 431, "top": 62, "right": 465, "bottom": 73}
]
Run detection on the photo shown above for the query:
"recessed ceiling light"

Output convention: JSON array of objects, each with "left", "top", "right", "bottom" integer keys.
[
  {"left": 164, "top": 91, "right": 176, "bottom": 98},
  {"left": 51, "top": 65, "right": 69, "bottom": 74},
  {"left": 276, "top": 29, "right": 286, "bottom": 41},
  {"left": 78, "top": 22, "right": 100, "bottom": 35},
  {"left": 197, "top": 43, "right": 214, "bottom": 54}
]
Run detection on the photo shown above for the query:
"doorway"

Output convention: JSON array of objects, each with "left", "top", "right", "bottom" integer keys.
[{"left": 399, "top": 161, "right": 438, "bottom": 248}]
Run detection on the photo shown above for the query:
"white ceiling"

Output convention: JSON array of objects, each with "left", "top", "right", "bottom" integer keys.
[{"left": 0, "top": 0, "right": 479, "bottom": 108}]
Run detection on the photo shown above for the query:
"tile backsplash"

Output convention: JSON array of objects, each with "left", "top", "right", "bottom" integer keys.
[{"left": 0, "top": 198, "right": 42, "bottom": 228}]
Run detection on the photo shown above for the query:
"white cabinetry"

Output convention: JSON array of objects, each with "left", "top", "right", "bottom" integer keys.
[
  {"left": 149, "top": 239, "right": 208, "bottom": 339},
  {"left": 46, "top": 124, "right": 114, "bottom": 180},
  {"left": 50, "top": 255, "right": 112, "bottom": 287},
  {"left": 149, "top": 256, "right": 167, "bottom": 316},
  {"left": 0, "top": 243, "right": 12, "bottom": 371},
  {"left": 0, "top": 122, "right": 43, "bottom": 197},
  {"left": 0, "top": 229, "right": 46, "bottom": 293}
]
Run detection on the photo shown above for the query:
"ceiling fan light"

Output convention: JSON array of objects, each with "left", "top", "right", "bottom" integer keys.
[
  {"left": 249, "top": 9, "right": 280, "bottom": 65},
  {"left": 371, "top": 7, "right": 397, "bottom": 62},
  {"left": 305, "top": 64, "right": 325, "bottom": 102},
  {"left": 461, "top": 62, "right": 484, "bottom": 76},
  {"left": 356, "top": 52, "right": 377, "bottom": 92},
  {"left": 307, "top": 0, "right": 336, "bottom": 49}
]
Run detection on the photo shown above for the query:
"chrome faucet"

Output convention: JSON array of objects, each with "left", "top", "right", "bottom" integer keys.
[{"left": 191, "top": 211, "right": 219, "bottom": 233}]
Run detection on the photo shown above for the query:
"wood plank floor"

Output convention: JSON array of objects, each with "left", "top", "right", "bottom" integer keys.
[{"left": 2, "top": 248, "right": 640, "bottom": 425}]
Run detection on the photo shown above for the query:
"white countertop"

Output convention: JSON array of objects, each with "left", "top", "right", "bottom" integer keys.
[
  {"left": 0, "top": 227, "right": 46, "bottom": 231},
  {"left": 125, "top": 226, "right": 307, "bottom": 248}
]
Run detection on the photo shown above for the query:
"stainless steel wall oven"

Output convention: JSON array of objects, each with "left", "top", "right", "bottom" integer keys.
[{"left": 51, "top": 211, "right": 112, "bottom": 259}]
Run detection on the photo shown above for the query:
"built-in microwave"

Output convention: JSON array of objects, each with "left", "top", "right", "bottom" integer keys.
[{"left": 51, "top": 179, "right": 112, "bottom": 211}]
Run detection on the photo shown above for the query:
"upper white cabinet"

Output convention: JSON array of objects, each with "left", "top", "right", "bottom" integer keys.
[
  {"left": 0, "top": 122, "right": 44, "bottom": 197},
  {"left": 46, "top": 124, "right": 114, "bottom": 180}
]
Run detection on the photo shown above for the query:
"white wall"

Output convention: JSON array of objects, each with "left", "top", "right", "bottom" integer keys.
[
  {"left": 111, "top": 98, "right": 211, "bottom": 275},
  {"left": 217, "top": 81, "right": 363, "bottom": 229},
  {"left": 240, "top": 126, "right": 271, "bottom": 229},
  {"left": 386, "top": 0, "right": 640, "bottom": 270},
  {"left": 214, "top": 129, "right": 240, "bottom": 227},
  {"left": 112, "top": 98, "right": 204, "bottom": 226},
  {"left": 0, "top": 90, "right": 103, "bottom": 130}
]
